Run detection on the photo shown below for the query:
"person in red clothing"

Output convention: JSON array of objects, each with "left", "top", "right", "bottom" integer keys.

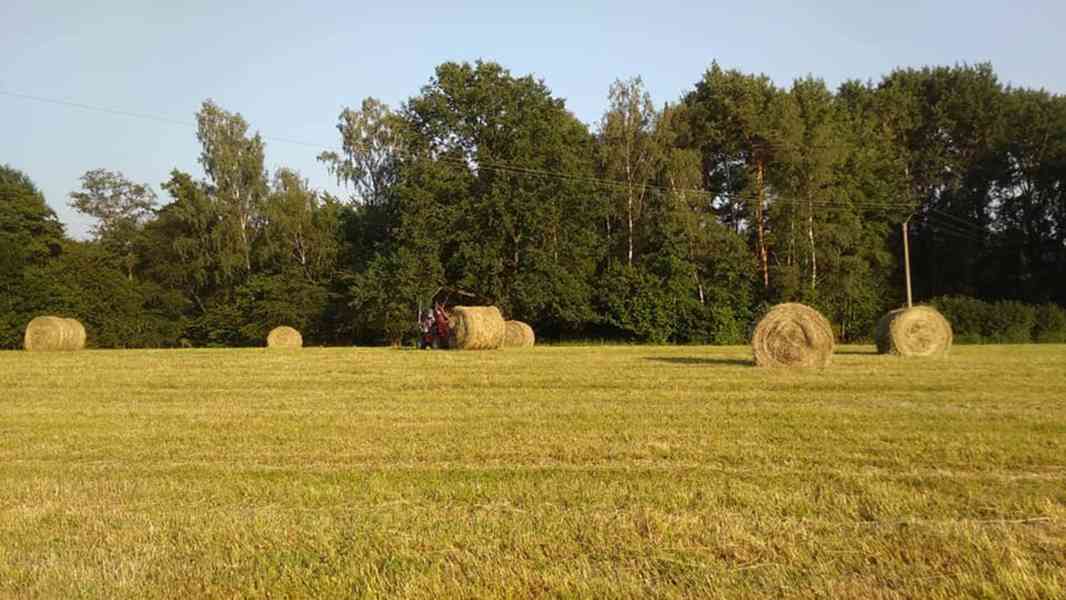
[
  {"left": 433, "top": 302, "right": 450, "bottom": 347},
  {"left": 418, "top": 308, "right": 436, "bottom": 349}
]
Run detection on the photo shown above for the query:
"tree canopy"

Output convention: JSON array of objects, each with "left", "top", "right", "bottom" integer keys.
[{"left": 3, "top": 60, "right": 1065, "bottom": 348}]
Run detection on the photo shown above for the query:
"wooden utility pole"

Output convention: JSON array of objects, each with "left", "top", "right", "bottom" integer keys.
[{"left": 902, "top": 217, "right": 913, "bottom": 308}]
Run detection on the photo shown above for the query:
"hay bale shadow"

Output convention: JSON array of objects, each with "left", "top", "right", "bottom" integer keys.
[{"left": 644, "top": 357, "right": 753, "bottom": 367}]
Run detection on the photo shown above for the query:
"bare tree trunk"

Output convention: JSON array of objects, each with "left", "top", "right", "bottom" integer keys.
[
  {"left": 808, "top": 194, "right": 817, "bottom": 291},
  {"left": 627, "top": 189, "right": 634, "bottom": 266},
  {"left": 788, "top": 203, "right": 796, "bottom": 267},
  {"left": 754, "top": 158, "right": 769, "bottom": 289},
  {"left": 625, "top": 144, "right": 634, "bottom": 266},
  {"left": 239, "top": 216, "right": 251, "bottom": 271}
]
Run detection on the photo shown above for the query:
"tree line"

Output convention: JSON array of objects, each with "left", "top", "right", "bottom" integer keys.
[{"left": 2, "top": 60, "right": 1065, "bottom": 348}]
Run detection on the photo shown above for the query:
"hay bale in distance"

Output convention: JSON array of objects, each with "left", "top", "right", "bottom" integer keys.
[
  {"left": 875, "top": 306, "right": 953, "bottom": 357},
  {"left": 24, "top": 316, "right": 86, "bottom": 352},
  {"left": 751, "top": 303, "right": 834, "bottom": 368},
  {"left": 448, "top": 306, "right": 506, "bottom": 350},
  {"left": 267, "top": 326, "right": 303, "bottom": 349},
  {"left": 503, "top": 320, "right": 535, "bottom": 348}
]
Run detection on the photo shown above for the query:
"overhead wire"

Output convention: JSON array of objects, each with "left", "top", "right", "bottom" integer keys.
[
  {"left": 0, "top": 88, "right": 914, "bottom": 207},
  {"left": 928, "top": 207, "right": 987, "bottom": 233},
  {"left": 0, "top": 89, "right": 336, "bottom": 151},
  {"left": 0, "top": 87, "right": 1010, "bottom": 246}
]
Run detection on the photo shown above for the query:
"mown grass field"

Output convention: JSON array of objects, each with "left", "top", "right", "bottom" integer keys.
[{"left": 2, "top": 344, "right": 1065, "bottom": 599}]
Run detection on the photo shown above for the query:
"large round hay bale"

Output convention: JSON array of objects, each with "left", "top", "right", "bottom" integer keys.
[
  {"left": 267, "top": 326, "right": 303, "bottom": 349},
  {"left": 448, "top": 306, "right": 505, "bottom": 350},
  {"left": 64, "top": 318, "right": 87, "bottom": 350},
  {"left": 751, "top": 303, "right": 834, "bottom": 368},
  {"left": 875, "top": 306, "right": 953, "bottom": 357},
  {"left": 24, "top": 316, "right": 86, "bottom": 352},
  {"left": 503, "top": 320, "right": 535, "bottom": 348}
]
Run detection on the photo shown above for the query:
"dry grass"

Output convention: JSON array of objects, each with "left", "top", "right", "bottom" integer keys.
[{"left": 1, "top": 344, "right": 1064, "bottom": 599}]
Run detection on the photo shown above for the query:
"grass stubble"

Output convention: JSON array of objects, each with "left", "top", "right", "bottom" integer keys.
[{"left": 1, "top": 345, "right": 1064, "bottom": 599}]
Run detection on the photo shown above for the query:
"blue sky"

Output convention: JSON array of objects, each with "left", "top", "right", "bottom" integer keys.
[{"left": 3, "top": 0, "right": 1065, "bottom": 238}]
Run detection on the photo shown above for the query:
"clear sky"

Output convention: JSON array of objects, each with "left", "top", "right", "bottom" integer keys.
[{"left": 3, "top": 0, "right": 1065, "bottom": 238}]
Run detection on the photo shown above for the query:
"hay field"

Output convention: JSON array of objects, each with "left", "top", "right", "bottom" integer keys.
[{"left": 1, "top": 345, "right": 1065, "bottom": 599}]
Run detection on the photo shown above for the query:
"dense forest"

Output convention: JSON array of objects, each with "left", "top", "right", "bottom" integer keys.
[{"left": 3, "top": 61, "right": 1065, "bottom": 348}]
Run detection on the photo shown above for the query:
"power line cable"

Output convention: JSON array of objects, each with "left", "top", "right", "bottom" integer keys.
[
  {"left": 0, "top": 87, "right": 1014, "bottom": 236},
  {"left": 928, "top": 207, "right": 986, "bottom": 233},
  {"left": 2, "top": 88, "right": 915, "bottom": 206},
  {"left": 0, "top": 89, "right": 335, "bottom": 151}
]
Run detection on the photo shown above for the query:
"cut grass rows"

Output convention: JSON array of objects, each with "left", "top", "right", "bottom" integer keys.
[{"left": 1, "top": 345, "right": 1064, "bottom": 598}]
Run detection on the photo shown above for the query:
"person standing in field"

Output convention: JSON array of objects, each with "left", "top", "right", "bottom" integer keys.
[
  {"left": 419, "top": 309, "right": 436, "bottom": 349},
  {"left": 433, "top": 302, "right": 450, "bottom": 348}
]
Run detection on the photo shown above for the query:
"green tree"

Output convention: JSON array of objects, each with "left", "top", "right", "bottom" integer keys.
[
  {"left": 318, "top": 98, "right": 402, "bottom": 208},
  {"left": 149, "top": 170, "right": 227, "bottom": 314},
  {"left": 682, "top": 63, "right": 795, "bottom": 293},
  {"left": 259, "top": 169, "right": 343, "bottom": 283},
  {"left": 599, "top": 77, "right": 660, "bottom": 266},
  {"left": 390, "top": 61, "right": 604, "bottom": 334},
  {"left": 20, "top": 241, "right": 185, "bottom": 348},
  {"left": 876, "top": 64, "right": 1005, "bottom": 300},
  {"left": 68, "top": 168, "right": 157, "bottom": 279},
  {"left": 196, "top": 100, "right": 268, "bottom": 274},
  {"left": 0, "top": 165, "right": 65, "bottom": 348}
]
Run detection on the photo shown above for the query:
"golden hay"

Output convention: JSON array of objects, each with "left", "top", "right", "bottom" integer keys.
[
  {"left": 503, "top": 320, "right": 535, "bottom": 348},
  {"left": 875, "top": 306, "right": 953, "bottom": 357},
  {"left": 64, "top": 318, "right": 87, "bottom": 350},
  {"left": 448, "top": 306, "right": 506, "bottom": 350},
  {"left": 24, "top": 316, "right": 86, "bottom": 352},
  {"left": 751, "top": 303, "right": 834, "bottom": 368},
  {"left": 267, "top": 326, "right": 303, "bottom": 349}
]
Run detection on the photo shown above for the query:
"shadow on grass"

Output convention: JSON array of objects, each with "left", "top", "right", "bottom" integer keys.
[
  {"left": 644, "top": 357, "right": 753, "bottom": 367},
  {"left": 835, "top": 349, "right": 879, "bottom": 355}
]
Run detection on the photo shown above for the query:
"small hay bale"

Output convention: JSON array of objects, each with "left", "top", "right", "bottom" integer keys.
[
  {"left": 24, "top": 316, "right": 86, "bottom": 352},
  {"left": 751, "top": 303, "right": 834, "bottom": 368},
  {"left": 267, "top": 326, "right": 303, "bottom": 349},
  {"left": 503, "top": 320, "right": 535, "bottom": 348},
  {"left": 448, "top": 306, "right": 505, "bottom": 350},
  {"left": 875, "top": 306, "right": 952, "bottom": 357}
]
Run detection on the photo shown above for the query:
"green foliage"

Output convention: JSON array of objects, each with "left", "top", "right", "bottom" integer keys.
[
  {"left": 348, "top": 247, "right": 442, "bottom": 345},
  {"left": 984, "top": 300, "right": 1037, "bottom": 343},
  {"left": 4, "top": 62, "right": 1066, "bottom": 348},
  {"left": 19, "top": 241, "right": 186, "bottom": 348},
  {"left": 318, "top": 97, "right": 401, "bottom": 207},
  {"left": 597, "top": 263, "right": 679, "bottom": 343},
  {"left": 1033, "top": 303, "right": 1066, "bottom": 343},
  {"left": 195, "top": 100, "right": 268, "bottom": 274},
  {"left": 0, "top": 166, "right": 67, "bottom": 348},
  {"left": 931, "top": 295, "right": 1040, "bottom": 344},
  {"left": 0, "top": 164, "right": 64, "bottom": 265},
  {"left": 234, "top": 271, "right": 330, "bottom": 344}
]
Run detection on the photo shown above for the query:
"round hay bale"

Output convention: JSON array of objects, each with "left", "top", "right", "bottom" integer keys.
[
  {"left": 751, "top": 303, "right": 834, "bottom": 368},
  {"left": 503, "top": 320, "right": 535, "bottom": 348},
  {"left": 448, "top": 306, "right": 505, "bottom": 350},
  {"left": 267, "top": 326, "right": 303, "bottom": 349},
  {"left": 64, "top": 318, "right": 87, "bottom": 350},
  {"left": 24, "top": 316, "right": 86, "bottom": 352},
  {"left": 875, "top": 306, "right": 952, "bottom": 357}
]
